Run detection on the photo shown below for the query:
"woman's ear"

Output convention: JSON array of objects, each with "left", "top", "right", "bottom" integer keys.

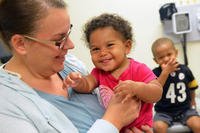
[
  {"left": 11, "top": 34, "right": 27, "bottom": 55},
  {"left": 125, "top": 39, "right": 132, "bottom": 54}
]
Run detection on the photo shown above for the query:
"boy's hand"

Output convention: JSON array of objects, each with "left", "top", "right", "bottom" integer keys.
[
  {"left": 64, "top": 72, "right": 82, "bottom": 88},
  {"left": 161, "top": 58, "right": 179, "bottom": 74}
]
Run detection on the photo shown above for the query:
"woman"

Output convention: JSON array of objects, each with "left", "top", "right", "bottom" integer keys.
[{"left": 0, "top": 0, "right": 150, "bottom": 133}]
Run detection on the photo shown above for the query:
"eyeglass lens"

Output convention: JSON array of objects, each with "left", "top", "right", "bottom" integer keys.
[{"left": 57, "top": 24, "right": 73, "bottom": 49}]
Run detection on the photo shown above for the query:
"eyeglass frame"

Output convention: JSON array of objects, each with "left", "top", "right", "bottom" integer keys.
[{"left": 23, "top": 24, "right": 73, "bottom": 49}]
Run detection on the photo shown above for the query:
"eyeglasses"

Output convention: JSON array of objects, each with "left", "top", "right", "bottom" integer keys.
[{"left": 24, "top": 24, "right": 73, "bottom": 49}]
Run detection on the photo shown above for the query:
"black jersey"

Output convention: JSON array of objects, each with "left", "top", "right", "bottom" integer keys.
[{"left": 153, "top": 64, "right": 198, "bottom": 114}]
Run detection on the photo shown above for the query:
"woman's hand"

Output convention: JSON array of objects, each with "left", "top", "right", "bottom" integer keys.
[{"left": 102, "top": 92, "right": 141, "bottom": 130}]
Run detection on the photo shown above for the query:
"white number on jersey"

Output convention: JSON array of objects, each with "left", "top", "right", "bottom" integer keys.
[{"left": 166, "top": 82, "right": 186, "bottom": 103}]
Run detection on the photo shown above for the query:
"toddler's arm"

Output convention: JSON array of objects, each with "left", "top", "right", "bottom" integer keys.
[
  {"left": 126, "top": 125, "right": 153, "bottom": 133},
  {"left": 114, "top": 79, "right": 162, "bottom": 103}
]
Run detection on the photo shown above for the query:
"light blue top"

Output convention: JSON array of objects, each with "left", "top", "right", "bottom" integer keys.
[{"left": 0, "top": 54, "right": 118, "bottom": 133}]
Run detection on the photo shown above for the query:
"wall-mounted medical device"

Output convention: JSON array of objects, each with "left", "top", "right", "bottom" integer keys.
[
  {"left": 159, "top": 3, "right": 200, "bottom": 43},
  {"left": 158, "top": 3, "right": 200, "bottom": 66},
  {"left": 172, "top": 12, "right": 192, "bottom": 34}
]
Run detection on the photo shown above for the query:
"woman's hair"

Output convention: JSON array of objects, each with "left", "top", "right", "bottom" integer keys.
[
  {"left": 0, "top": 0, "right": 66, "bottom": 49},
  {"left": 83, "top": 13, "right": 133, "bottom": 48}
]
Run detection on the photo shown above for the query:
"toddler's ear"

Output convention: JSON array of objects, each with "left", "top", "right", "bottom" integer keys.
[{"left": 125, "top": 40, "right": 132, "bottom": 54}]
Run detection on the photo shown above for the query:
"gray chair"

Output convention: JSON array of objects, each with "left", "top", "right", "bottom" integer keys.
[
  {"left": 0, "top": 42, "right": 12, "bottom": 63},
  {"left": 167, "top": 122, "right": 192, "bottom": 133},
  {"left": 167, "top": 96, "right": 200, "bottom": 133}
]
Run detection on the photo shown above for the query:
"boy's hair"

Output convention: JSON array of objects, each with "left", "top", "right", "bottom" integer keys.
[
  {"left": 83, "top": 13, "right": 133, "bottom": 48},
  {"left": 151, "top": 37, "right": 175, "bottom": 57}
]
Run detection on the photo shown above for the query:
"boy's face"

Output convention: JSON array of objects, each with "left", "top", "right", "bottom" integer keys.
[{"left": 153, "top": 43, "right": 178, "bottom": 66}]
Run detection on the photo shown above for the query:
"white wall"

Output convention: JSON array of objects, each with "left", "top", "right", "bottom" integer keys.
[{"left": 67, "top": 0, "right": 200, "bottom": 85}]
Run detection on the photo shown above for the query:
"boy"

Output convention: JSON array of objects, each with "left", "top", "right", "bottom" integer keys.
[{"left": 151, "top": 37, "right": 200, "bottom": 133}]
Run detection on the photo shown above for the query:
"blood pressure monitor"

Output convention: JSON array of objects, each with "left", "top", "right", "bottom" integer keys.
[{"left": 172, "top": 12, "right": 191, "bottom": 34}]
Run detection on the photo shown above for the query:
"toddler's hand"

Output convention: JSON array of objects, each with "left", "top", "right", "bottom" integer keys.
[
  {"left": 64, "top": 72, "right": 82, "bottom": 88},
  {"left": 114, "top": 80, "right": 140, "bottom": 102},
  {"left": 125, "top": 125, "right": 152, "bottom": 133}
]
